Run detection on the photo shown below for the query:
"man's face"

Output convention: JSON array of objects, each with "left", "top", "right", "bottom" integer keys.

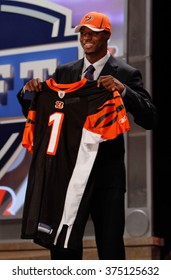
[{"left": 79, "top": 26, "right": 110, "bottom": 59}]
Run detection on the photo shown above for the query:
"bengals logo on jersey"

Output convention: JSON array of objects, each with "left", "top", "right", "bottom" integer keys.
[{"left": 55, "top": 100, "right": 64, "bottom": 109}]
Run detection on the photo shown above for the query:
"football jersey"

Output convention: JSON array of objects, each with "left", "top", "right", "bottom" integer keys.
[{"left": 21, "top": 77, "right": 130, "bottom": 249}]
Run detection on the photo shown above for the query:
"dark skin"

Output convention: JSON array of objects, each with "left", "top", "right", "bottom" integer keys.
[{"left": 24, "top": 26, "right": 125, "bottom": 94}]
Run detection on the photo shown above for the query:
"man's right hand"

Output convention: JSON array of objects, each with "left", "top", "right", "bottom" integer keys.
[{"left": 24, "top": 78, "right": 42, "bottom": 92}]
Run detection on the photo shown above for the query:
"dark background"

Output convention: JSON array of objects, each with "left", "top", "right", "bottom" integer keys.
[{"left": 152, "top": 1, "right": 171, "bottom": 259}]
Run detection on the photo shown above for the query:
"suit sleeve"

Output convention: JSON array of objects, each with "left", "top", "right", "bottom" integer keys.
[
  {"left": 17, "top": 89, "right": 32, "bottom": 118},
  {"left": 122, "top": 68, "right": 158, "bottom": 130}
]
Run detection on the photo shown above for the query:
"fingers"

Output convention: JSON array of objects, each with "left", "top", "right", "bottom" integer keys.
[
  {"left": 97, "top": 75, "right": 124, "bottom": 93},
  {"left": 97, "top": 76, "right": 116, "bottom": 91},
  {"left": 24, "top": 78, "right": 42, "bottom": 92},
  {"left": 97, "top": 76, "right": 105, "bottom": 88}
]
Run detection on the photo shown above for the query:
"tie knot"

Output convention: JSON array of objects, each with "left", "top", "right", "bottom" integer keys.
[
  {"left": 84, "top": 65, "right": 95, "bottom": 80},
  {"left": 86, "top": 65, "right": 95, "bottom": 73}
]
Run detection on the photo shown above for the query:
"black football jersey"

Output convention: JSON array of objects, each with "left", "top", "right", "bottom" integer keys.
[{"left": 21, "top": 78, "right": 130, "bottom": 249}]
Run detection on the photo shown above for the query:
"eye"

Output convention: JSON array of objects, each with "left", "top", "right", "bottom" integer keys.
[
  {"left": 80, "top": 31, "right": 98, "bottom": 37},
  {"left": 80, "top": 31, "right": 85, "bottom": 36}
]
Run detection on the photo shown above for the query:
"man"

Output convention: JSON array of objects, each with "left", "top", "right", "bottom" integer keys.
[{"left": 17, "top": 11, "right": 157, "bottom": 260}]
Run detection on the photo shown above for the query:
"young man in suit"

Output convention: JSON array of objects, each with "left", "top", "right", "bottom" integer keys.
[{"left": 17, "top": 11, "right": 157, "bottom": 260}]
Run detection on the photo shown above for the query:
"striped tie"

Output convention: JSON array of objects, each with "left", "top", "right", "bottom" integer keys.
[{"left": 84, "top": 65, "right": 95, "bottom": 80}]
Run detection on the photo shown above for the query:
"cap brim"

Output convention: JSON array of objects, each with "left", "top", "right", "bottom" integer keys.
[{"left": 74, "top": 24, "right": 104, "bottom": 33}]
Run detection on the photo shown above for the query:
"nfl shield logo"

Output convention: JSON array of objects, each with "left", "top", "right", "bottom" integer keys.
[{"left": 58, "top": 91, "right": 65, "bottom": 99}]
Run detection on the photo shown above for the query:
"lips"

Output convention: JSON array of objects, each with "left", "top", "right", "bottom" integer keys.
[{"left": 83, "top": 42, "right": 94, "bottom": 50}]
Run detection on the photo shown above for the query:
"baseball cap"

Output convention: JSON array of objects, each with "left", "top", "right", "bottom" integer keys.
[{"left": 74, "top": 11, "right": 112, "bottom": 34}]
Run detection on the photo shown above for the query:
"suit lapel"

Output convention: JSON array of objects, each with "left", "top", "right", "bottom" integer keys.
[
  {"left": 72, "top": 59, "right": 84, "bottom": 80},
  {"left": 99, "top": 55, "right": 118, "bottom": 78}
]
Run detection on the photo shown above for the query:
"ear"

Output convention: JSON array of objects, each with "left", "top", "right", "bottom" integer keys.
[{"left": 104, "top": 31, "right": 111, "bottom": 41}]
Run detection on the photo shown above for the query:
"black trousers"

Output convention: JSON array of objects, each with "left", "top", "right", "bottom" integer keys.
[
  {"left": 50, "top": 187, "right": 125, "bottom": 260},
  {"left": 91, "top": 187, "right": 125, "bottom": 260}
]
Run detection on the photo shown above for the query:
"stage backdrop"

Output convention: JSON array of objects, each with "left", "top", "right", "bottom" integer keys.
[{"left": 0, "top": 0, "right": 125, "bottom": 225}]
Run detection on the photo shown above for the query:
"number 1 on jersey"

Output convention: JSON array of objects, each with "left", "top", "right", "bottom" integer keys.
[{"left": 47, "top": 112, "right": 64, "bottom": 155}]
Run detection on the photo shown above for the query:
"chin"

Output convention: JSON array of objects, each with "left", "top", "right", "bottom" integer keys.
[{"left": 84, "top": 50, "right": 95, "bottom": 55}]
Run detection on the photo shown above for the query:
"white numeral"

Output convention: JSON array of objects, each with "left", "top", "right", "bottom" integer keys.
[{"left": 47, "top": 112, "right": 64, "bottom": 155}]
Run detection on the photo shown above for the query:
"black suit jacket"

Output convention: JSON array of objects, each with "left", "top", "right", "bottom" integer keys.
[{"left": 17, "top": 55, "right": 158, "bottom": 190}]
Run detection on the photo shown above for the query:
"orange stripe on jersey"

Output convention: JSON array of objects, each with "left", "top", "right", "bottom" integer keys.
[
  {"left": 84, "top": 91, "right": 130, "bottom": 139},
  {"left": 22, "top": 110, "right": 36, "bottom": 153},
  {"left": 46, "top": 77, "right": 88, "bottom": 93}
]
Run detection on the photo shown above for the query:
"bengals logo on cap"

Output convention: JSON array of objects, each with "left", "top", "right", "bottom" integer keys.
[
  {"left": 55, "top": 100, "right": 64, "bottom": 109},
  {"left": 84, "top": 15, "right": 94, "bottom": 22}
]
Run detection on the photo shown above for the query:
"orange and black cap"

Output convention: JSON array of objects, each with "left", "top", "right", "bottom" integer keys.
[{"left": 74, "top": 11, "right": 112, "bottom": 34}]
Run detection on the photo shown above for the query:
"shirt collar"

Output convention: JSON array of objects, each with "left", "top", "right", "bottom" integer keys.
[{"left": 83, "top": 51, "right": 110, "bottom": 74}]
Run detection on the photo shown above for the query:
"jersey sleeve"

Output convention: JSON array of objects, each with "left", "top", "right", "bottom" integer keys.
[
  {"left": 83, "top": 90, "right": 130, "bottom": 140},
  {"left": 22, "top": 110, "right": 36, "bottom": 153}
]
